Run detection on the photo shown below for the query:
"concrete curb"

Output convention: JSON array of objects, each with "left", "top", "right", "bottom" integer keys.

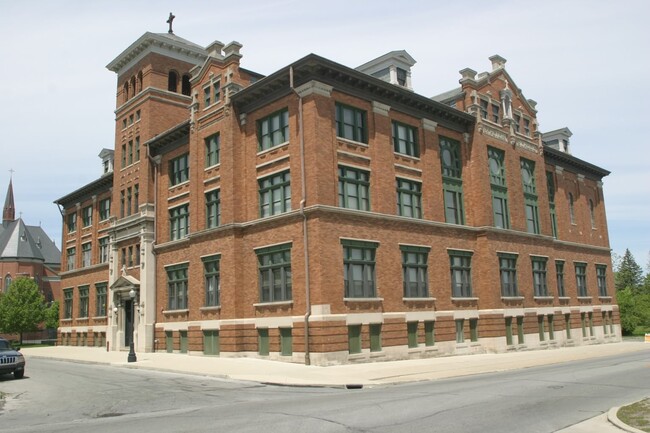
[{"left": 608, "top": 406, "right": 648, "bottom": 433}]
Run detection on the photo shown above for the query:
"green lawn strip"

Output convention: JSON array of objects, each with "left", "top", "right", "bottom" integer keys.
[{"left": 618, "top": 398, "right": 650, "bottom": 432}]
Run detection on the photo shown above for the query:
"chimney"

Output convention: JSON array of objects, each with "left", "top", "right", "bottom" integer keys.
[
  {"left": 489, "top": 54, "right": 507, "bottom": 71},
  {"left": 459, "top": 68, "right": 477, "bottom": 83},
  {"left": 223, "top": 41, "right": 243, "bottom": 59},
  {"left": 206, "top": 40, "right": 225, "bottom": 59}
]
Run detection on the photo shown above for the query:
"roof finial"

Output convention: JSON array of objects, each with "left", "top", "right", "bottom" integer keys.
[{"left": 166, "top": 12, "right": 175, "bottom": 34}]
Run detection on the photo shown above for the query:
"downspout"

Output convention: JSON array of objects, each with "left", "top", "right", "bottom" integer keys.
[
  {"left": 147, "top": 147, "right": 160, "bottom": 350},
  {"left": 290, "top": 67, "right": 312, "bottom": 365}
]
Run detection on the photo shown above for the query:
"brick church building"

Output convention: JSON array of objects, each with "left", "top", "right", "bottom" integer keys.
[{"left": 54, "top": 22, "right": 619, "bottom": 364}]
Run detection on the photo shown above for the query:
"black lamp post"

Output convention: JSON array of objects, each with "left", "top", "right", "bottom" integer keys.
[{"left": 127, "top": 289, "right": 137, "bottom": 363}]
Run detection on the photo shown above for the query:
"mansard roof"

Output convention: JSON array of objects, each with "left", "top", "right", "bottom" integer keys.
[
  {"left": 230, "top": 53, "right": 475, "bottom": 133},
  {"left": 54, "top": 172, "right": 113, "bottom": 208},
  {"left": 544, "top": 145, "right": 610, "bottom": 179},
  {"left": 0, "top": 218, "right": 61, "bottom": 266}
]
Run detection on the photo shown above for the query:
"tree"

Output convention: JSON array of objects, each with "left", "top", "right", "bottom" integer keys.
[
  {"left": 44, "top": 300, "right": 60, "bottom": 330},
  {"left": 615, "top": 249, "right": 643, "bottom": 292},
  {"left": 0, "top": 277, "right": 46, "bottom": 345}
]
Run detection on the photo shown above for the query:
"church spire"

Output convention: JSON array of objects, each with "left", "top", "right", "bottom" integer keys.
[{"left": 3, "top": 175, "right": 16, "bottom": 224}]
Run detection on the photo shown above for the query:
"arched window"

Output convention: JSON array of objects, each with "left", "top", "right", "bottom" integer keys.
[
  {"left": 4, "top": 274, "right": 12, "bottom": 292},
  {"left": 589, "top": 199, "right": 596, "bottom": 228},
  {"left": 569, "top": 193, "right": 575, "bottom": 224},
  {"left": 123, "top": 82, "right": 129, "bottom": 102},
  {"left": 181, "top": 74, "right": 191, "bottom": 96},
  {"left": 137, "top": 71, "right": 143, "bottom": 93},
  {"left": 168, "top": 71, "right": 178, "bottom": 92},
  {"left": 130, "top": 76, "right": 136, "bottom": 98}
]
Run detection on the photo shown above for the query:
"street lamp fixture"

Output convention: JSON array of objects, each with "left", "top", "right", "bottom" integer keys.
[{"left": 127, "top": 289, "right": 137, "bottom": 363}]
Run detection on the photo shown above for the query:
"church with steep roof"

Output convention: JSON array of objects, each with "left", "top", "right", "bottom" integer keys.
[{"left": 0, "top": 177, "right": 61, "bottom": 302}]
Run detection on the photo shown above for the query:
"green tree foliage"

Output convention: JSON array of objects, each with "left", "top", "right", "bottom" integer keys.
[
  {"left": 616, "top": 288, "right": 650, "bottom": 335},
  {"left": 44, "top": 300, "right": 60, "bottom": 330},
  {"left": 0, "top": 277, "right": 46, "bottom": 344},
  {"left": 615, "top": 249, "right": 643, "bottom": 292}
]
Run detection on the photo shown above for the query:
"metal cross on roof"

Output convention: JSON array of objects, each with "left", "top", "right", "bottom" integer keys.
[{"left": 166, "top": 12, "right": 175, "bottom": 34}]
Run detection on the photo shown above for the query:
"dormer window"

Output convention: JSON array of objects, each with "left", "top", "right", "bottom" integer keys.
[{"left": 203, "top": 76, "right": 221, "bottom": 108}]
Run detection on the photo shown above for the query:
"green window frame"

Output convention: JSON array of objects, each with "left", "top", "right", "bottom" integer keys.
[
  {"left": 532, "top": 257, "right": 549, "bottom": 297},
  {"left": 546, "top": 172, "right": 558, "bottom": 238},
  {"left": 556, "top": 260, "right": 566, "bottom": 297},
  {"left": 95, "top": 283, "right": 107, "bottom": 317},
  {"left": 396, "top": 178, "right": 422, "bottom": 219},
  {"left": 166, "top": 264, "right": 188, "bottom": 310},
  {"left": 259, "top": 171, "right": 291, "bottom": 217},
  {"left": 407, "top": 322, "right": 418, "bottom": 348},
  {"left": 165, "top": 331, "right": 173, "bottom": 353},
  {"left": 67, "top": 212, "right": 77, "bottom": 233},
  {"left": 488, "top": 147, "right": 510, "bottom": 229},
  {"left": 280, "top": 328, "right": 292, "bottom": 356},
  {"left": 82, "top": 205, "right": 93, "bottom": 227},
  {"left": 505, "top": 317, "right": 513, "bottom": 345},
  {"left": 342, "top": 240, "right": 377, "bottom": 298},
  {"left": 203, "top": 330, "right": 220, "bottom": 355},
  {"left": 575, "top": 262, "right": 588, "bottom": 297},
  {"left": 370, "top": 324, "right": 382, "bottom": 352},
  {"left": 596, "top": 265, "right": 608, "bottom": 296},
  {"left": 449, "top": 250, "right": 473, "bottom": 298},
  {"left": 135, "top": 136, "right": 140, "bottom": 162},
  {"left": 78, "top": 286, "right": 89, "bottom": 318},
  {"left": 455, "top": 319, "right": 465, "bottom": 343},
  {"left": 491, "top": 103, "right": 500, "bottom": 123},
  {"left": 392, "top": 121, "right": 419, "bottom": 157},
  {"left": 479, "top": 99, "right": 489, "bottom": 119},
  {"left": 203, "top": 86, "right": 211, "bottom": 107},
  {"left": 81, "top": 242, "right": 92, "bottom": 268},
  {"left": 517, "top": 316, "right": 525, "bottom": 344},
  {"left": 205, "top": 133, "right": 220, "bottom": 167},
  {"left": 257, "top": 243, "right": 292, "bottom": 303},
  {"left": 336, "top": 103, "right": 367, "bottom": 143},
  {"left": 169, "top": 204, "right": 189, "bottom": 240},
  {"left": 348, "top": 325, "right": 361, "bottom": 354},
  {"left": 401, "top": 245, "right": 429, "bottom": 298},
  {"left": 202, "top": 255, "right": 220, "bottom": 307},
  {"left": 470, "top": 318, "right": 479, "bottom": 342},
  {"left": 66, "top": 247, "right": 76, "bottom": 271},
  {"left": 257, "top": 328, "right": 269, "bottom": 355},
  {"left": 424, "top": 321, "right": 435, "bottom": 346},
  {"left": 63, "top": 288, "right": 73, "bottom": 319},
  {"left": 338, "top": 166, "right": 370, "bottom": 211},
  {"left": 258, "top": 109, "right": 289, "bottom": 151},
  {"left": 205, "top": 189, "right": 221, "bottom": 228},
  {"left": 179, "top": 331, "right": 188, "bottom": 353},
  {"left": 99, "top": 198, "right": 111, "bottom": 221},
  {"left": 121, "top": 143, "right": 126, "bottom": 168},
  {"left": 98, "top": 237, "right": 109, "bottom": 264},
  {"left": 169, "top": 153, "right": 189, "bottom": 186},
  {"left": 498, "top": 253, "right": 518, "bottom": 297},
  {"left": 521, "top": 158, "right": 540, "bottom": 234},
  {"left": 440, "top": 137, "right": 465, "bottom": 224}
]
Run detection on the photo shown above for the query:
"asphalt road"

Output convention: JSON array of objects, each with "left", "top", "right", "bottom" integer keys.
[{"left": 1, "top": 350, "right": 648, "bottom": 432}]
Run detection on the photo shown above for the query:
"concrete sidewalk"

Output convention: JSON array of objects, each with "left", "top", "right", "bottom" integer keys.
[{"left": 21, "top": 341, "right": 649, "bottom": 431}]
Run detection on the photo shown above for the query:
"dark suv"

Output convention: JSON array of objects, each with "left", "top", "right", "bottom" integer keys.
[{"left": 0, "top": 337, "right": 25, "bottom": 379}]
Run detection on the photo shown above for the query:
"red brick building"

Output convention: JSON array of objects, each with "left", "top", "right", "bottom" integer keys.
[{"left": 54, "top": 29, "right": 618, "bottom": 365}]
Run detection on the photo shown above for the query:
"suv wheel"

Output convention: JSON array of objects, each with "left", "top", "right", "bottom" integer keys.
[{"left": 14, "top": 370, "right": 24, "bottom": 379}]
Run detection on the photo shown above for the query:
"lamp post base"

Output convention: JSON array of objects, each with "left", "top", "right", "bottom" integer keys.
[{"left": 127, "top": 341, "right": 137, "bottom": 362}]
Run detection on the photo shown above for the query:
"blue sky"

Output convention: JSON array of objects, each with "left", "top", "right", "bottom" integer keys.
[{"left": 1, "top": 0, "right": 648, "bottom": 270}]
